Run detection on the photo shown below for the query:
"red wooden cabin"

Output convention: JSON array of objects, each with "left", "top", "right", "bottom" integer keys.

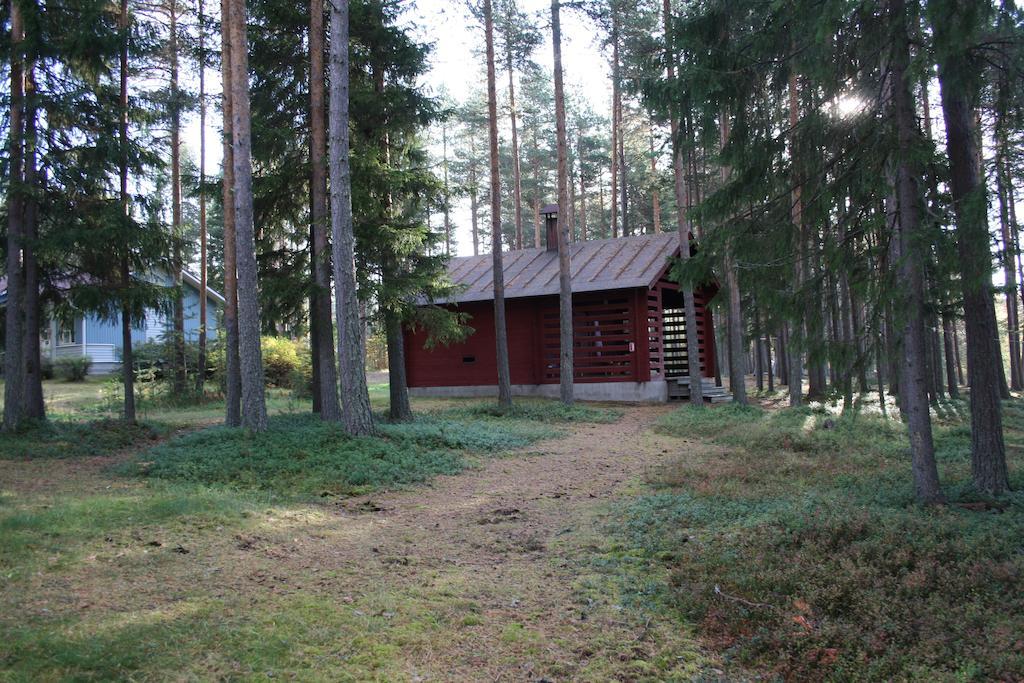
[{"left": 405, "top": 217, "right": 718, "bottom": 402}]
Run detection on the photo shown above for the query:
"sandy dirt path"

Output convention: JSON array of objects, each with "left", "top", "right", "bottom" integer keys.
[{"left": 3, "top": 405, "right": 717, "bottom": 681}]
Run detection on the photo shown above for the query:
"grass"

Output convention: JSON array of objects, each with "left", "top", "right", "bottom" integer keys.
[
  {"left": 0, "top": 484, "right": 255, "bottom": 578},
  {"left": 115, "top": 400, "right": 619, "bottom": 499},
  {"left": 605, "top": 399, "right": 1024, "bottom": 681},
  {"left": 0, "top": 384, "right": 629, "bottom": 681}
]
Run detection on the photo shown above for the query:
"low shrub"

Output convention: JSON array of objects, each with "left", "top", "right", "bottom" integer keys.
[
  {"left": 208, "top": 336, "right": 311, "bottom": 396},
  {"left": 40, "top": 358, "right": 54, "bottom": 380},
  {"left": 122, "top": 403, "right": 579, "bottom": 497},
  {"left": 607, "top": 400, "right": 1024, "bottom": 680},
  {"left": 0, "top": 419, "right": 167, "bottom": 460},
  {"left": 55, "top": 356, "right": 92, "bottom": 382},
  {"left": 122, "top": 414, "right": 465, "bottom": 497}
]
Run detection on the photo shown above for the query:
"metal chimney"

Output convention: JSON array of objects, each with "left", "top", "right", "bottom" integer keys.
[{"left": 541, "top": 203, "right": 559, "bottom": 251}]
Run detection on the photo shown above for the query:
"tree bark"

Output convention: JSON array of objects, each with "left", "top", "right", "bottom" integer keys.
[
  {"left": 507, "top": 46, "right": 524, "bottom": 250},
  {"left": 385, "top": 310, "right": 411, "bottom": 420},
  {"left": 4, "top": 0, "right": 26, "bottom": 430},
  {"left": 995, "top": 120, "right": 1021, "bottom": 389},
  {"left": 663, "top": 0, "right": 702, "bottom": 405},
  {"left": 220, "top": 0, "right": 241, "bottom": 426},
  {"left": 22, "top": 56, "right": 44, "bottom": 420},
  {"left": 196, "top": 0, "right": 209, "bottom": 396},
  {"left": 720, "top": 113, "right": 746, "bottom": 405},
  {"left": 788, "top": 68, "right": 803, "bottom": 406},
  {"left": 328, "top": 0, "right": 374, "bottom": 434},
  {"left": 552, "top": 0, "right": 574, "bottom": 406},
  {"left": 612, "top": 6, "right": 628, "bottom": 238},
  {"left": 886, "top": 0, "right": 944, "bottom": 503},
  {"left": 119, "top": 0, "right": 136, "bottom": 423},
  {"left": 485, "top": 0, "right": 513, "bottom": 410},
  {"left": 942, "top": 314, "right": 960, "bottom": 398},
  {"left": 610, "top": 93, "right": 618, "bottom": 236},
  {"left": 470, "top": 133, "right": 480, "bottom": 256},
  {"left": 578, "top": 133, "right": 588, "bottom": 241},
  {"left": 649, "top": 122, "right": 660, "bottom": 234},
  {"left": 170, "top": 0, "right": 187, "bottom": 396},
  {"left": 442, "top": 123, "right": 452, "bottom": 254},
  {"left": 309, "top": 0, "right": 341, "bottom": 421},
  {"left": 227, "top": 0, "right": 268, "bottom": 431},
  {"left": 936, "top": 13, "right": 1009, "bottom": 494}
]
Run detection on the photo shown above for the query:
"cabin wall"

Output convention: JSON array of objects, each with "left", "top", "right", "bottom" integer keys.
[
  {"left": 404, "top": 299, "right": 545, "bottom": 388},
  {"left": 405, "top": 290, "right": 648, "bottom": 388},
  {"left": 405, "top": 284, "right": 718, "bottom": 395}
]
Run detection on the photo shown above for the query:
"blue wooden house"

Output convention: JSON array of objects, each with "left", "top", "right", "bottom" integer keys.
[{"left": 0, "top": 269, "right": 224, "bottom": 375}]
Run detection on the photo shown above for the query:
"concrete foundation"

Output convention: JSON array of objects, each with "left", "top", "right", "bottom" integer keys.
[{"left": 408, "top": 380, "right": 669, "bottom": 403}]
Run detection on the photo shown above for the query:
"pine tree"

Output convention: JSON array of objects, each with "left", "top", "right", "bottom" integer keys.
[
  {"left": 220, "top": 0, "right": 242, "bottom": 426},
  {"left": 225, "top": 0, "right": 268, "bottom": 431},
  {"left": 484, "top": 0, "right": 513, "bottom": 410},
  {"left": 497, "top": 0, "right": 540, "bottom": 251},
  {"left": 4, "top": 0, "right": 27, "bottom": 430},
  {"left": 887, "top": 0, "right": 944, "bottom": 504},
  {"left": 931, "top": 0, "right": 1009, "bottom": 494},
  {"left": 309, "top": 0, "right": 341, "bottom": 421},
  {"left": 662, "top": 0, "right": 702, "bottom": 406},
  {"left": 328, "top": 0, "right": 374, "bottom": 435},
  {"left": 552, "top": 0, "right": 574, "bottom": 406}
]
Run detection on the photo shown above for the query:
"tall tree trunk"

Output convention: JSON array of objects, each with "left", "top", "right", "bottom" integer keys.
[
  {"left": 532, "top": 140, "right": 542, "bottom": 247},
  {"left": 385, "top": 310, "right": 411, "bottom": 420},
  {"left": 613, "top": 7, "right": 628, "bottom": 238},
  {"left": 778, "top": 325, "right": 789, "bottom": 385},
  {"left": 888, "top": 14, "right": 942, "bottom": 501},
  {"left": 507, "top": 48, "right": 524, "bottom": 250},
  {"left": 552, "top": 0, "right": 574, "bottom": 406},
  {"left": 754, "top": 305, "right": 764, "bottom": 392},
  {"left": 720, "top": 113, "right": 746, "bottom": 405},
  {"left": 664, "top": 0, "right": 702, "bottom": 405},
  {"left": 196, "top": 0, "right": 209, "bottom": 396},
  {"left": 170, "top": 0, "right": 187, "bottom": 395},
  {"left": 787, "top": 68, "right": 804, "bottom": 406},
  {"left": 328, "top": 0, "right": 373, "bottom": 434},
  {"left": 840, "top": 269, "right": 854, "bottom": 411},
  {"left": 935, "top": 9, "right": 1009, "bottom": 494},
  {"left": 578, "top": 134, "right": 588, "bottom": 241},
  {"left": 309, "top": 0, "right": 341, "bottom": 420},
  {"left": 649, "top": 121, "right": 660, "bottom": 233},
  {"left": 374, "top": 64, "right": 412, "bottom": 423},
  {"left": 22, "top": 56, "right": 44, "bottom": 420},
  {"left": 227, "top": 0, "right": 268, "bottom": 431},
  {"left": 996, "top": 118, "right": 1021, "bottom": 389},
  {"left": 119, "top": 0, "right": 136, "bottom": 423},
  {"left": 610, "top": 86, "right": 618, "bottom": 238},
  {"left": 220, "top": 0, "right": 241, "bottom": 426},
  {"left": 485, "top": 0, "right": 513, "bottom": 410},
  {"left": 442, "top": 123, "right": 452, "bottom": 254},
  {"left": 4, "top": 0, "right": 26, "bottom": 430},
  {"left": 942, "top": 314, "right": 960, "bottom": 398},
  {"left": 887, "top": 0, "right": 943, "bottom": 502},
  {"left": 469, "top": 135, "right": 481, "bottom": 256}
]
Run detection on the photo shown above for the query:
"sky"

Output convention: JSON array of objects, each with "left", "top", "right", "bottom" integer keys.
[{"left": 183, "top": 0, "right": 613, "bottom": 257}]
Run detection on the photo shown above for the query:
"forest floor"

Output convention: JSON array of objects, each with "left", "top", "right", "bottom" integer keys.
[{"left": 1, "top": 380, "right": 1022, "bottom": 681}]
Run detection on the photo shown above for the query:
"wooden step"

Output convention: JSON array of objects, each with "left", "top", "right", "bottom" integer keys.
[{"left": 670, "top": 376, "right": 733, "bottom": 403}]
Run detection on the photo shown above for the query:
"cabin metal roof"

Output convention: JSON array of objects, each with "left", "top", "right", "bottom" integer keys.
[{"left": 437, "top": 232, "right": 679, "bottom": 304}]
